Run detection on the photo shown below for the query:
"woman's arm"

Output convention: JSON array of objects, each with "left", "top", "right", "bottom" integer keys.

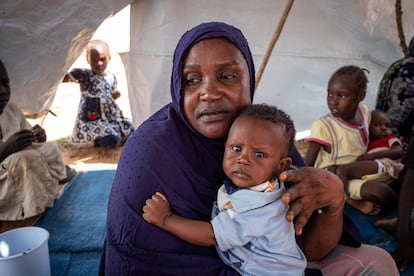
[
  {"left": 280, "top": 167, "right": 344, "bottom": 261},
  {"left": 143, "top": 192, "right": 217, "bottom": 247}
]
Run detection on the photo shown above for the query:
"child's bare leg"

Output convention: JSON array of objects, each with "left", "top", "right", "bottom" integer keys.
[
  {"left": 336, "top": 160, "right": 379, "bottom": 188},
  {"left": 346, "top": 198, "right": 381, "bottom": 215},
  {"left": 359, "top": 180, "right": 397, "bottom": 208},
  {"left": 374, "top": 217, "right": 398, "bottom": 234}
]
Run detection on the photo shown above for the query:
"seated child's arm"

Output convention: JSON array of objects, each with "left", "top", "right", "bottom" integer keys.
[
  {"left": 304, "top": 141, "right": 322, "bottom": 166},
  {"left": 143, "top": 192, "right": 217, "bottom": 247}
]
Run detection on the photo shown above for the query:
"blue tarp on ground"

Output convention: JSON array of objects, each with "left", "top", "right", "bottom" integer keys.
[
  {"left": 36, "top": 170, "right": 115, "bottom": 276},
  {"left": 344, "top": 204, "right": 414, "bottom": 275}
]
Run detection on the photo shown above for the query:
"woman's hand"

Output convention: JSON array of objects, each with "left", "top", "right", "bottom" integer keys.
[
  {"left": 142, "top": 192, "right": 172, "bottom": 227},
  {"left": 31, "top": 124, "right": 46, "bottom": 143},
  {"left": 280, "top": 167, "right": 345, "bottom": 260},
  {"left": 280, "top": 167, "right": 344, "bottom": 233}
]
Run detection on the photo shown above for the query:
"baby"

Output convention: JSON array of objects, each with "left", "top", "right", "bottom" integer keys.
[{"left": 143, "top": 103, "right": 306, "bottom": 275}]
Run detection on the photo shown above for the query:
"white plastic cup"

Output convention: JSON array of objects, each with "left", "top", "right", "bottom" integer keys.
[{"left": 0, "top": 226, "right": 50, "bottom": 276}]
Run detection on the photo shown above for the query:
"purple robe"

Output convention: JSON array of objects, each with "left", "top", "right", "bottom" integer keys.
[{"left": 99, "top": 22, "right": 360, "bottom": 275}]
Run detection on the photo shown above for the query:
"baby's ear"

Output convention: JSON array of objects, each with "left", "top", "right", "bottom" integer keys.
[{"left": 279, "top": 157, "right": 292, "bottom": 172}]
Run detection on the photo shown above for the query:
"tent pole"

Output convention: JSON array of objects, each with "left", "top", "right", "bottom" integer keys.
[
  {"left": 395, "top": 0, "right": 407, "bottom": 55},
  {"left": 255, "top": 0, "right": 294, "bottom": 91}
]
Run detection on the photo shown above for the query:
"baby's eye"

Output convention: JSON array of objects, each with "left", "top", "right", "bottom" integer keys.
[
  {"left": 339, "top": 94, "right": 346, "bottom": 99},
  {"left": 254, "top": 152, "right": 266, "bottom": 158},
  {"left": 327, "top": 92, "right": 333, "bottom": 97},
  {"left": 231, "top": 145, "right": 241, "bottom": 152}
]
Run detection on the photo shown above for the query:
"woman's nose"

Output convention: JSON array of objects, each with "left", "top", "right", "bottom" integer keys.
[{"left": 200, "top": 80, "right": 221, "bottom": 101}]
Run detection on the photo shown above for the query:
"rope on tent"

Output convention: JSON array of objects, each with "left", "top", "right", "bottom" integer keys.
[
  {"left": 255, "top": 0, "right": 294, "bottom": 91},
  {"left": 395, "top": 0, "right": 407, "bottom": 55}
]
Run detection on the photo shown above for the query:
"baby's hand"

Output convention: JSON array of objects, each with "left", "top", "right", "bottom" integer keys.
[{"left": 142, "top": 192, "right": 172, "bottom": 227}]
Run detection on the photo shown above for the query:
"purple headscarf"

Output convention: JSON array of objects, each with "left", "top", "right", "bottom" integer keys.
[{"left": 171, "top": 22, "right": 256, "bottom": 127}]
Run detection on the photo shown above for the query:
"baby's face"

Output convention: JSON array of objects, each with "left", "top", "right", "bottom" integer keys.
[
  {"left": 87, "top": 45, "right": 110, "bottom": 75},
  {"left": 223, "top": 116, "right": 291, "bottom": 188},
  {"left": 369, "top": 111, "right": 392, "bottom": 139}
]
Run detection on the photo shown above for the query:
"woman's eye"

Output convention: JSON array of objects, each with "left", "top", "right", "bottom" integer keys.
[
  {"left": 184, "top": 74, "right": 201, "bottom": 86},
  {"left": 231, "top": 145, "right": 241, "bottom": 152},
  {"left": 220, "top": 72, "right": 236, "bottom": 81},
  {"left": 255, "top": 152, "right": 266, "bottom": 158}
]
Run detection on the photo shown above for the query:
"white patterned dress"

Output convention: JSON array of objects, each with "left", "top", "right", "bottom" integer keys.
[{"left": 69, "top": 68, "right": 134, "bottom": 144}]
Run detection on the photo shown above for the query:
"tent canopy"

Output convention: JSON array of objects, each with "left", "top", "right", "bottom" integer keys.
[{"left": 1, "top": 0, "right": 413, "bottom": 133}]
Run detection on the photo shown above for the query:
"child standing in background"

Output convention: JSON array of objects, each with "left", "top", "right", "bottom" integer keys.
[
  {"left": 143, "top": 104, "right": 307, "bottom": 276},
  {"left": 63, "top": 40, "right": 134, "bottom": 148},
  {"left": 305, "top": 65, "right": 397, "bottom": 215}
]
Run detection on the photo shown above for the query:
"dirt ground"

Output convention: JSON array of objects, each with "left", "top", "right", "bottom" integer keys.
[{"left": 58, "top": 143, "right": 122, "bottom": 165}]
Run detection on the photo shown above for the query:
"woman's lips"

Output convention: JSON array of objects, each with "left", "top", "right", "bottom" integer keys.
[{"left": 199, "top": 110, "right": 229, "bottom": 122}]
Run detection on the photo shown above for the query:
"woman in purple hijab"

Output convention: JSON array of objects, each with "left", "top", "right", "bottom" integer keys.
[{"left": 100, "top": 22, "right": 398, "bottom": 275}]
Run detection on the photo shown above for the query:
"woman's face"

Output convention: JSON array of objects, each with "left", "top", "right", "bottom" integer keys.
[{"left": 182, "top": 38, "right": 251, "bottom": 139}]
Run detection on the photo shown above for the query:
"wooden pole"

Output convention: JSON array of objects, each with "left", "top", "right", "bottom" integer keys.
[
  {"left": 395, "top": 0, "right": 407, "bottom": 55},
  {"left": 255, "top": 0, "right": 294, "bottom": 90}
]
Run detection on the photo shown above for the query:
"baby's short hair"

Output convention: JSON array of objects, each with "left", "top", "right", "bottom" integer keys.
[{"left": 235, "top": 103, "right": 296, "bottom": 152}]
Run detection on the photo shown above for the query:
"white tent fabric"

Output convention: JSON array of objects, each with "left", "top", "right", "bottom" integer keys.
[
  {"left": 0, "top": 0, "right": 133, "bottom": 114},
  {"left": 1, "top": 0, "right": 414, "bottom": 133},
  {"left": 127, "top": 0, "right": 414, "bottom": 132}
]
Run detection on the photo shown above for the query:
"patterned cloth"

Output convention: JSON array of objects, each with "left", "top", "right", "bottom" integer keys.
[
  {"left": 212, "top": 178, "right": 306, "bottom": 276},
  {"left": 69, "top": 68, "right": 134, "bottom": 144},
  {"left": 0, "top": 102, "right": 65, "bottom": 220},
  {"left": 376, "top": 56, "right": 414, "bottom": 142},
  {"left": 305, "top": 104, "right": 371, "bottom": 169}
]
